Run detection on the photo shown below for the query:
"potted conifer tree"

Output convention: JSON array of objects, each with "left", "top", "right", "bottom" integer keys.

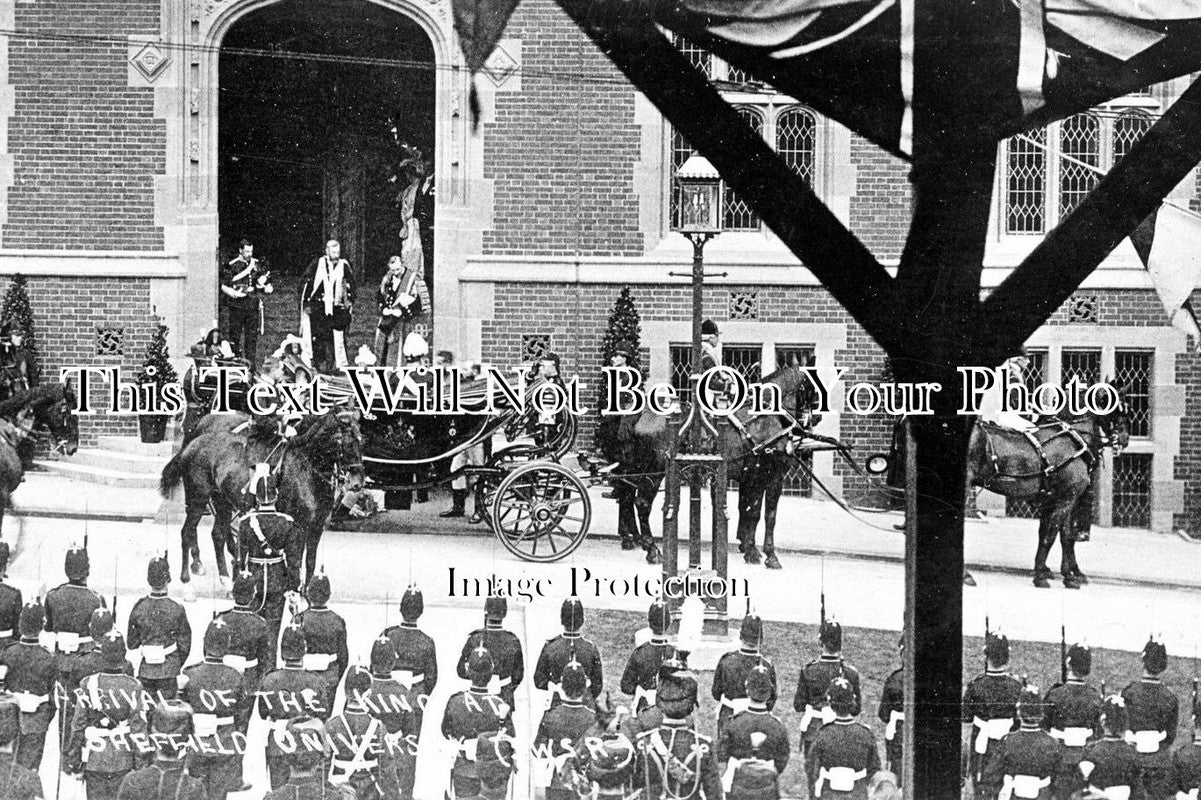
[{"left": 137, "top": 316, "right": 178, "bottom": 443}]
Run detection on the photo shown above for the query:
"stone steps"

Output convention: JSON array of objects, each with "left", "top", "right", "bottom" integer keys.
[{"left": 32, "top": 435, "right": 172, "bottom": 490}]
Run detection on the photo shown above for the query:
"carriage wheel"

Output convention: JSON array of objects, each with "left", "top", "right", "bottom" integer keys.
[{"left": 490, "top": 462, "right": 591, "bottom": 562}]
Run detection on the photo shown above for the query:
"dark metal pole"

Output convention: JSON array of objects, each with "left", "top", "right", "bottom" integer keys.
[
  {"left": 712, "top": 417, "right": 729, "bottom": 637},
  {"left": 662, "top": 418, "right": 681, "bottom": 618},
  {"left": 687, "top": 232, "right": 707, "bottom": 569}
]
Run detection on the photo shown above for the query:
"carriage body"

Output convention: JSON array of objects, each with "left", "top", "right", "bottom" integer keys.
[{"left": 181, "top": 355, "right": 253, "bottom": 437}]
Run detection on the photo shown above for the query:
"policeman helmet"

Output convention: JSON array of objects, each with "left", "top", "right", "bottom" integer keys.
[
  {"left": 484, "top": 596, "right": 507, "bottom": 625},
  {"left": 0, "top": 541, "right": 9, "bottom": 577},
  {"left": 561, "top": 659, "right": 588, "bottom": 700},
  {"left": 647, "top": 599, "right": 670, "bottom": 636},
  {"left": 1099, "top": 694, "right": 1128, "bottom": 735},
  {"left": 231, "top": 570, "right": 257, "bottom": 605},
  {"left": 65, "top": 544, "right": 89, "bottom": 581},
  {"left": 740, "top": 613, "right": 763, "bottom": 649},
  {"left": 561, "top": 596, "right": 584, "bottom": 633},
  {"left": 280, "top": 624, "right": 307, "bottom": 663},
  {"left": 1017, "top": 685, "right": 1043, "bottom": 724},
  {"left": 89, "top": 607, "right": 115, "bottom": 641},
  {"left": 468, "top": 643, "right": 495, "bottom": 684},
  {"left": 1142, "top": 636, "right": 1168, "bottom": 675},
  {"left": 344, "top": 666, "right": 372, "bottom": 706},
  {"left": 476, "top": 732, "right": 516, "bottom": 794},
  {"left": 827, "top": 676, "right": 856, "bottom": 717},
  {"left": 985, "top": 631, "right": 1010, "bottom": 667},
  {"left": 1067, "top": 643, "right": 1092, "bottom": 677},
  {"left": 819, "top": 619, "right": 842, "bottom": 652},
  {"left": 370, "top": 637, "right": 397, "bottom": 675},
  {"left": 100, "top": 629, "right": 128, "bottom": 669},
  {"left": 745, "top": 664, "right": 773, "bottom": 704},
  {"left": 285, "top": 717, "right": 329, "bottom": 769},
  {"left": 203, "top": 619, "right": 231, "bottom": 659},
  {"left": 584, "top": 732, "right": 636, "bottom": 790},
  {"left": 147, "top": 553, "right": 171, "bottom": 590},
  {"left": 701, "top": 319, "right": 719, "bottom": 337},
  {"left": 305, "top": 573, "right": 331, "bottom": 607},
  {"left": 400, "top": 585, "right": 424, "bottom": 622},
  {"left": 253, "top": 469, "right": 279, "bottom": 507},
  {"left": 0, "top": 689, "right": 17, "bottom": 747},
  {"left": 18, "top": 603, "right": 44, "bottom": 639},
  {"left": 657, "top": 669, "right": 699, "bottom": 720},
  {"left": 149, "top": 699, "right": 194, "bottom": 757}
]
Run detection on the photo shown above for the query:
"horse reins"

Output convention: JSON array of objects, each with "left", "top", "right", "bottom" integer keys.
[{"left": 979, "top": 421, "right": 1092, "bottom": 489}]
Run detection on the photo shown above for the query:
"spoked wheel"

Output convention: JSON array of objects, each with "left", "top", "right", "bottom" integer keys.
[{"left": 491, "top": 461, "right": 591, "bottom": 562}]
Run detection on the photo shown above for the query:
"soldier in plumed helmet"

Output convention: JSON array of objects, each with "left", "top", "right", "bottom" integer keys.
[
  {"left": 1043, "top": 643, "right": 1102, "bottom": 798},
  {"left": 0, "top": 680, "right": 41, "bottom": 799},
  {"left": 1077, "top": 695, "right": 1141, "bottom": 797},
  {"left": 213, "top": 569, "right": 272, "bottom": 733},
  {"left": 877, "top": 632, "right": 905, "bottom": 778},
  {"left": 1122, "top": 636, "right": 1178, "bottom": 799},
  {"left": 534, "top": 659, "right": 597, "bottom": 799},
  {"left": 719, "top": 664, "right": 789, "bottom": 800},
  {"left": 536, "top": 596, "right": 604, "bottom": 711},
  {"left": 795, "top": 619, "right": 861, "bottom": 759},
  {"left": 261, "top": 716, "right": 341, "bottom": 800},
  {"left": 0, "top": 541, "right": 21, "bottom": 654},
  {"left": 127, "top": 554, "right": 191, "bottom": 702},
  {"left": 570, "top": 731, "right": 638, "bottom": 799},
  {"left": 621, "top": 599, "right": 672, "bottom": 715},
  {"left": 258, "top": 624, "right": 328, "bottom": 789},
  {"left": 69, "top": 609, "right": 133, "bottom": 699},
  {"left": 325, "top": 666, "right": 396, "bottom": 800},
  {"left": 457, "top": 596, "right": 524, "bottom": 710},
  {"left": 364, "top": 636, "right": 418, "bottom": 800},
  {"left": 235, "top": 467, "right": 301, "bottom": 667},
  {"left": 181, "top": 617, "right": 251, "bottom": 800},
  {"left": 633, "top": 660, "right": 721, "bottom": 800},
  {"left": 0, "top": 602, "right": 56, "bottom": 770},
  {"left": 442, "top": 643, "right": 516, "bottom": 800},
  {"left": 115, "top": 699, "right": 206, "bottom": 800},
  {"left": 962, "top": 630, "right": 1024, "bottom": 795},
  {"left": 713, "top": 612, "right": 777, "bottom": 761},
  {"left": 621, "top": 657, "right": 684, "bottom": 744},
  {"left": 45, "top": 542, "right": 106, "bottom": 738},
  {"left": 980, "top": 685, "right": 1062, "bottom": 800},
  {"left": 805, "top": 676, "right": 879, "bottom": 799},
  {"left": 290, "top": 570, "right": 347, "bottom": 718},
  {"left": 1169, "top": 688, "right": 1201, "bottom": 797},
  {"left": 381, "top": 584, "right": 438, "bottom": 727}
]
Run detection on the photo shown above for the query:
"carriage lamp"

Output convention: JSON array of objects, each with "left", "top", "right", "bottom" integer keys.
[
  {"left": 865, "top": 453, "right": 891, "bottom": 475},
  {"left": 674, "top": 154, "right": 722, "bottom": 236}
]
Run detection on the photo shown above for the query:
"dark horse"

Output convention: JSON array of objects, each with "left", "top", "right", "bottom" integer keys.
[
  {"left": 605, "top": 364, "right": 816, "bottom": 568},
  {"left": 159, "top": 406, "right": 365, "bottom": 587},
  {"left": 966, "top": 382, "right": 1130, "bottom": 589},
  {"left": 0, "top": 382, "right": 79, "bottom": 546}
]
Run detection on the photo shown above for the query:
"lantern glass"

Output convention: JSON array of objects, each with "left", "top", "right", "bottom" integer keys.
[{"left": 674, "top": 154, "right": 722, "bottom": 235}]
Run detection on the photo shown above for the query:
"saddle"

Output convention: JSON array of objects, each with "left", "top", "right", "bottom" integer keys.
[{"left": 978, "top": 419, "right": 1092, "bottom": 494}]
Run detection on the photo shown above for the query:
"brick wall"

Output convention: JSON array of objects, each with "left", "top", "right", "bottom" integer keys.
[
  {"left": 481, "top": 0, "right": 642, "bottom": 257},
  {"left": 1173, "top": 288, "right": 1201, "bottom": 538},
  {"left": 848, "top": 134, "right": 911, "bottom": 260},
  {"left": 5, "top": 0, "right": 165, "bottom": 249}
]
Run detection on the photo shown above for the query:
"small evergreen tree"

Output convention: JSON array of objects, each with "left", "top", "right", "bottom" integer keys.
[
  {"left": 138, "top": 316, "right": 178, "bottom": 390},
  {"left": 600, "top": 286, "right": 642, "bottom": 369},
  {"left": 1, "top": 274, "right": 39, "bottom": 384}
]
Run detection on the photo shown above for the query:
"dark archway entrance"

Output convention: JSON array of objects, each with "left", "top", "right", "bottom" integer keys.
[{"left": 218, "top": 0, "right": 435, "bottom": 363}]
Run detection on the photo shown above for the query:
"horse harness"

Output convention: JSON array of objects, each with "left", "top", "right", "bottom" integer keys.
[{"left": 980, "top": 420, "right": 1094, "bottom": 495}]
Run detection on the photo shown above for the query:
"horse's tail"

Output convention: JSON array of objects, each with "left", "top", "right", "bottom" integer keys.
[{"left": 160, "top": 447, "right": 188, "bottom": 498}]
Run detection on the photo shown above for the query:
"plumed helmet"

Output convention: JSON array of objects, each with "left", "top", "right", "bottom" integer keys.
[
  {"left": 18, "top": 603, "right": 44, "bottom": 639},
  {"left": 65, "top": 544, "right": 89, "bottom": 581},
  {"left": 370, "top": 637, "right": 397, "bottom": 674},
  {"left": 1142, "top": 637, "right": 1168, "bottom": 675},
  {"left": 484, "top": 596, "right": 507, "bottom": 624},
  {"left": 285, "top": 717, "right": 329, "bottom": 768},
  {"left": 827, "top": 676, "right": 856, "bottom": 716},
  {"left": 305, "top": 573, "right": 331, "bottom": 606},
  {"left": 0, "top": 688, "right": 17, "bottom": 746},
  {"left": 147, "top": 554, "right": 171, "bottom": 589},
  {"left": 740, "top": 614, "right": 763, "bottom": 648},
  {"left": 280, "top": 625, "right": 307, "bottom": 662},
  {"left": 647, "top": 599, "right": 670, "bottom": 636},
  {"left": 584, "top": 732, "right": 636, "bottom": 790},
  {"left": 100, "top": 629, "right": 127, "bottom": 669},
  {"left": 657, "top": 669, "right": 699, "bottom": 719},
  {"left": 467, "top": 642, "right": 495, "bottom": 683},
  {"left": 701, "top": 319, "right": 719, "bottom": 337},
  {"left": 203, "top": 619, "right": 231, "bottom": 659},
  {"left": 561, "top": 596, "right": 584, "bottom": 632},
  {"left": 1067, "top": 643, "right": 1092, "bottom": 677},
  {"left": 400, "top": 585, "right": 424, "bottom": 622},
  {"left": 88, "top": 608, "right": 115, "bottom": 641},
  {"left": 344, "top": 666, "right": 372, "bottom": 702},
  {"left": 253, "top": 470, "right": 279, "bottom": 506},
  {"left": 745, "top": 663, "right": 773, "bottom": 703},
  {"left": 148, "top": 699, "right": 193, "bottom": 748},
  {"left": 475, "top": 732, "right": 516, "bottom": 793},
  {"left": 819, "top": 619, "right": 842, "bottom": 652},
  {"left": 403, "top": 332, "right": 429, "bottom": 359},
  {"left": 0, "top": 541, "right": 9, "bottom": 576},
  {"left": 985, "top": 631, "right": 1010, "bottom": 667},
  {"left": 561, "top": 659, "right": 588, "bottom": 700},
  {"left": 1017, "top": 685, "right": 1043, "bottom": 723},
  {"left": 232, "top": 570, "right": 257, "bottom": 605},
  {"left": 1099, "top": 694, "right": 1128, "bottom": 734}
]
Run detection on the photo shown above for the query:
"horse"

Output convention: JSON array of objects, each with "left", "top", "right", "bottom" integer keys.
[
  {"left": 0, "top": 382, "right": 80, "bottom": 546},
  {"left": 159, "top": 406, "right": 365, "bottom": 587},
  {"left": 965, "top": 381, "right": 1130, "bottom": 589}
]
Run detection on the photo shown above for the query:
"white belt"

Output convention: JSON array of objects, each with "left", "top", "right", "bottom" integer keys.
[
  {"left": 1050, "top": 727, "right": 1091, "bottom": 748},
  {"left": 391, "top": 670, "right": 425, "bottom": 691},
  {"left": 1125, "top": 729, "right": 1166, "bottom": 753},
  {"left": 720, "top": 757, "right": 772, "bottom": 794},
  {"left": 457, "top": 737, "right": 479, "bottom": 762},
  {"left": 249, "top": 556, "right": 284, "bottom": 566},
  {"left": 814, "top": 767, "right": 866, "bottom": 796},
  {"left": 973, "top": 717, "right": 1014, "bottom": 755},
  {"left": 486, "top": 675, "right": 511, "bottom": 696},
  {"left": 885, "top": 710, "right": 903, "bottom": 742},
  {"left": 83, "top": 721, "right": 133, "bottom": 763},
  {"left": 719, "top": 695, "right": 751, "bottom": 715},
  {"left": 1000, "top": 774, "right": 1051, "bottom": 799},
  {"left": 139, "top": 644, "right": 178, "bottom": 666},
  {"left": 303, "top": 653, "right": 337, "bottom": 672},
  {"left": 0, "top": 629, "right": 12, "bottom": 638},
  {"left": 222, "top": 655, "right": 258, "bottom": 673},
  {"left": 800, "top": 704, "right": 836, "bottom": 733},
  {"left": 633, "top": 685, "right": 656, "bottom": 709},
  {"left": 47, "top": 632, "right": 91, "bottom": 654},
  {"left": 545, "top": 681, "right": 564, "bottom": 710},
  {"left": 13, "top": 691, "right": 49, "bottom": 713},
  {"left": 1096, "top": 787, "right": 1132, "bottom": 800},
  {"left": 193, "top": 713, "right": 235, "bottom": 737}
]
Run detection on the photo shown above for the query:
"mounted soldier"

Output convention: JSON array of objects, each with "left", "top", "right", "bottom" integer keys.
[
  {"left": 326, "top": 666, "right": 396, "bottom": 800},
  {"left": 291, "top": 571, "right": 348, "bottom": 717},
  {"left": 1121, "top": 636, "right": 1179, "bottom": 799},
  {"left": 795, "top": 619, "right": 861, "bottom": 759},
  {"left": 620, "top": 599, "right": 672, "bottom": 715},
  {"left": 963, "top": 631, "right": 1024, "bottom": 797},
  {"left": 115, "top": 700, "right": 207, "bottom": 800},
  {"left": 719, "top": 664, "right": 789, "bottom": 800},
  {"left": 0, "top": 542, "right": 21, "bottom": 654},
  {"left": 712, "top": 613, "right": 776, "bottom": 761},
  {"left": 1043, "top": 643, "right": 1101, "bottom": 799},
  {"left": 0, "top": 603, "right": 55, "bottom": 771},
  {"left": 180, "top": 618, "right": 250, "bottom": 800},
  {"left": 442, "top": 643, "right": 516, "bottom": 800},
  {"left": 456, "top": 596, "right": 523, "bottom": 711},
  {"left": 980, "top": 685, "right": 1062, "bottom": 800},
  {"left": 535, "top": 596, "right": 603, "bottom": 711},
  {"left": 258, "top": 624, "right": 328, "bottom": 789},
  {"left": 805, "top": 677, "right": 880, "bottom": 799},
  {"left": 381, "top": 585, "right": 437, "bottom": 732},
  {"left": 235, "top": 466, "right": 301, "bottom": 667},
  {"left": 126, "top": 554, "right": 191, "bottom": 702}
]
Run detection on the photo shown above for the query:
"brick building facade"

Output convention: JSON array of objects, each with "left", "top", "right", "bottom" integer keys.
[{"left": 0, "top": 0, "right": 1198, "bottom": 533}]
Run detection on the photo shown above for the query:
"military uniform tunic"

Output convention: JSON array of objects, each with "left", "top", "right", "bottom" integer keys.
[
  {"left": 441, "top": 688, "right": 515, "bottom": 800},
  {"left": 117, "top": 761, "right": 207, "bottom": 800},
  {"left": 365, "top": 674, "right": 419, "bottom": 800},
  {"left": 212, "top": 606, "right": 272, "bottom": 730},
  {"left": 326, "top": 709, "right": 397, "bottom": 800},
  {"left": 126, "top": 593, "right": 192, "bottom": 700},
  {"left": 181, "top": 656, "right": 248, "bottom": 800},
  {"left": 67, "top": 669, "right": 148, "bottom": 800},
  {"left": 44, "top": 582, "right": 105, "bottom": 737},
  {"left": 979, "top": 727, "right": 1063, "bottom": 800},
  {"left": 793, "top": 656, "right": 861, "bottom": 752},
  {"left": 0, "top": 748, "right": 42, "bottom": 799},
  {"left": 1079, "top": 738, "right": 1143, "bottom": 796},
  {"left": 257, "top": 665, "right": 329, "bottom": 790},
  {"left": 533, "top": 633, "right": 603, "bottom": 709},
  {"left": 261, "top": 774, "right": 346, "bottom": 800},
  {"left": 0, "top": 581, "right": 21, "bottom": 653},
  {"left": 1170, "top": 739, "right": 1201, "bottom": 797},
  {"left": 712, "top": 650, "right": 776, "bottom": 744},
  {"left": 805, "top": 719, "right": 881, "bottom": 800},
  {"left": 235, "top": 509, "right": 299, "bottom": 663},
  {"left": 962, "top": 669, "right": 1024, "bottom": 789},
  {"left": 877, "top": 668, "right": 904, "bottom": 773},
  {"left": 719, "top": 706, "right": 790, "bottom": 798},
  {"left": 381, "top": 622, "right": 436, "bottom": 735},
  {"left": 620, "top": 638, "right": 670, "bottom": 714},
  {"left": 635, "top": 719, "right": 723, "bottom": 800},
  {"left": 1042, "top": 679, "right": 1101, "bottom": 799},
  {"left": 456, "top": 628, "right": 523, "bottom": 710},
  {"left": 1, "top": 639, "right": 57, "bottom": 770},
  {"left": 293, "top": 606, "right": 347, "bottom": 718},
  {"left": 1122, "top": 678, "right": 1179, "bottom": 800},
  {"left": 533, "top": 698, "right": 596, "bottom": 799}
]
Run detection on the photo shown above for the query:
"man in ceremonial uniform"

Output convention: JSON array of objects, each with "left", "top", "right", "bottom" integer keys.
[
  {"left": 1078, "top": 695, "right": 1143, "bottom": 798},
  {"left": 533, "top": 660, "right": 596, "bottom": 799},
  {"left": 963, "top": 631, "right": 1024, "bottom": 797},
  {"left": 69, "top": 609, "right": 133, "bottom": 695},
  {"left": 620, "top": 599, "right": 672, "bottom": 715},
  {"left": 621, "top": 658, "right": 684, "bottom": 745},
  {"left": 713, "top": 612, "right": 776, "bottom": 760},
  {"left": 45, "top": 543, "right": 106, "bottom": 736},
  {"left": 457, "top": 596, "right": 524, "bottom": 711},
  {"left": 381, "top": 585, "right": 437, "bottom": 732},
  {"left": 327, "top": 666, "right": 396, "bottom": 800},
  {"left": 1170, "top": 690, "right": 1200, "bottom": 799},
  {"left": 65, "top": 630, "right": 147, "bottom": 800},
  {"left": 0, "top": 682, "right": 42, "bottom": 799},
  {"left": 291, "top": 571, "right": 347, "bottom": 718},
  {"left": 127, "top": 554, "right": 191, "bottom": 702},
  {"left": 0, "top": 542, "right": 20, "bottom": 653},
  {"left": 258, "top": 624, "right": 328, "bottom": 790},
  {"left": 442, "top": 644, "right": 516, "bottom": 800},
  {"left": 236, "top": 468, "right": 300, "bottom": 665},
  {"left": 181, "top": 618, "right": 250, "bottom": 800},
  {"left": 473, "top": 730, "right": 516, "bottom": 800},
  {"left": 795, "top": 619, "right": 861, "bottom": 759},
  {"left": 878, "top": 633, "right": 905, "bottom": 777},
  {"left": 535, "top": 596, "right": 603, "bottom": 710},
  {"left": 805, "top": 677, "right": 879, "bottom": 799},
  {"left": 719, "top": 664, "right": 790, "bottom": 800},
  {"left": 366, "top": 636, "right": 418, "bottom": 800},
  {"left": 1043, "top": 643, "right": 1102, "bottom": 799},
  {"left": 261, "top": 717, "right": 339, "bottom": 800},
  {"left": 303, "top": 239, "right": 355, "bottom": 373},
  {"left": 116, "top": 700, "right": 206, "bottom": 800},
  {"left": 214, "top": 570, "right": 272, "bottom": 734},
  {"left": 633, "top": 659, "right": 722, "bottom": 800},
  {"left": 1122, "top": 637, "right": 1179, "bottom": 800},
  {"left": 570, "top": 731, "right": 638, "bottom": 800},
  {"left": 221, "top": 239, "right": 273, "bottom": 367},
  {"left": 981, "top": 685, "right": 1062, "bottom": 800},
  {"left": 1, "top": 603, "right": 56, "bottom": 770}
]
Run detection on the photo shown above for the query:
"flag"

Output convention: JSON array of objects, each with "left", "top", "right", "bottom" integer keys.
[{"left": 1129, "top": 202, "right": 1201, "bottom": 349}]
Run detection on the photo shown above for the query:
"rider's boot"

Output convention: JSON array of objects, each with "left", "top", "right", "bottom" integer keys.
[
  {"left": 416, "top": 488, "right": 430, "bottom": 504},
  {"left": 468, "top": 487, "right": 486, "bottom": 524},
  {"left": 440, "top": 489, "right": 467, "bottom": 518}
]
